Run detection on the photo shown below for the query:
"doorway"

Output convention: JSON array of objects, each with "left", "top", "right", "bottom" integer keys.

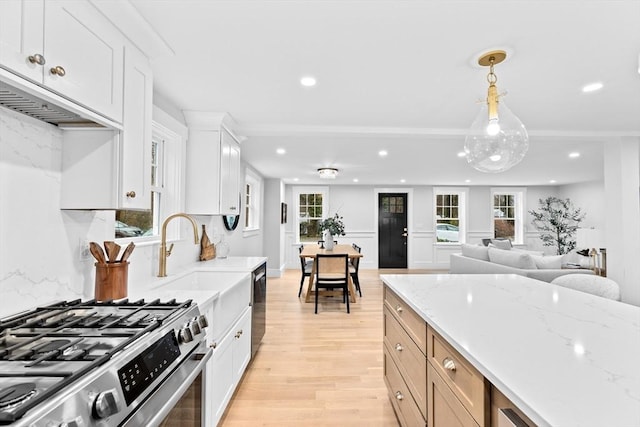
[{"left": 378, "top": 193, "right": 407, "bottom": 268}]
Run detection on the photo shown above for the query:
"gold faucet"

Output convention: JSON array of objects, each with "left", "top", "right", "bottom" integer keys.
[{"left": 158, "top": 213, "right": 199, "bottom": 277}]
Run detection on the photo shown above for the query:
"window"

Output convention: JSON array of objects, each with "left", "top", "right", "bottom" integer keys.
[
  {"left": 114, "top": 122, "right": 182, "bottom": 241},
  {"left": 294, "top": 187, "right": 328, "bottom": 243},
  {"left": 434, "top": 188, "right": 466, "bottom": 243},
  {"left": 491, "top": 188, "right": 525, "bottom": 244},
  {"left": 244, "top": 169, "right": 261, "bottom": 231}
]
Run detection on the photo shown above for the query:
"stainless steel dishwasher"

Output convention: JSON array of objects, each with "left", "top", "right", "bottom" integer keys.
[{"left": 251, "top": 262, "right": 267, "bottom": 357}]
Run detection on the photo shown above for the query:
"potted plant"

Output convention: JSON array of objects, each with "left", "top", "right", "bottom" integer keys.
[
  {"left": 529, "top": 197, "right": 585, "bottom": 255},
  {"left": 318, "top": 213, "right": 346, "bottom": 250}
]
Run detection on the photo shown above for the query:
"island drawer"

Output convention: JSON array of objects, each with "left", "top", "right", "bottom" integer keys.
[
  {"left": 384, "top": 346, "right": 427, "bottom": 427},
  {"left": 428, "top": 362, "right": 480, "bottom": 427},
  {"left": 384, "top": 306, "right": 427, "bottom": 417},
  {"left": 384, "top": 286, "right": 427, "bottom": 354},
  {"left": 427, "top": 326, "right": 489, "bottom": 426},
  {"left": 490, "top": 386, "right": 536, "bottom": 427}
]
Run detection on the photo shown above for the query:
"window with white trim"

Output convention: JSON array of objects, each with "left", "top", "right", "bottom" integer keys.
[
  {"left": 294, "top": 187, "right": 328, "bottom": 243},
  {"left": 491, "top": 188, "right": 525, "bottom": 244},
  {"left": 244, "top": 170, "right": 261, "bottom": 231},
  {"left": 115, "top": 122, "right": 182, "bottom": 242},
  {"left": 434, "top": 188, "right": 466, "bottom": 244}
]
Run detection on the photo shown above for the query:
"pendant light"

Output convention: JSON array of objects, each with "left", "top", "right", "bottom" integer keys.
[{"left": 464, "top": 50, "right": 529, "bottom": 173}]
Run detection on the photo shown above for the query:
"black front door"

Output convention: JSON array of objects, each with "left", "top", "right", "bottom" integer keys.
[{"left": 378, "top": 193, "right": 407, "bottom": 268}]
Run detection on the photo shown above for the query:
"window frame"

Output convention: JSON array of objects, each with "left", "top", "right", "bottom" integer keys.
[
  {"left": 491, "top": 187, "right": 526, "bottom": 245},
  {"left": 114, "top": 121, "right": 183, "bottom": 245},
  {"left": 243, "top": 168, "right": 262, "bottom": 234},
  {"left": 293, "top": 186, "right": 329, "bottom": 244},
  {"left": 433, "top": 187, "right": 467, "bottom": 245}
]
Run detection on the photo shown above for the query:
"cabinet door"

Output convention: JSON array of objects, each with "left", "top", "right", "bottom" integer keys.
[
  {"left": 185, "top": 129, "right": 222, "bottom": 215},
  {"left": 232, "top": 307, "right": 252, "bottom": 383},
  {"left": 0, "top": 0, "right": 44, "bottom": 82},
  {"left": 43, "top": 0, "right": 124, "bottom": 121},
  {"left": 119, "top": 44, "right": 152, "bottom": 210},
  {"left": 207, "top": 331, "right": 234, "bottom": 427},
  {"left": 219, "top": 127, "right": 241, "bottom": 215},
  {"left": 428, "top": 362, "right": 479, "bottom": 427}
]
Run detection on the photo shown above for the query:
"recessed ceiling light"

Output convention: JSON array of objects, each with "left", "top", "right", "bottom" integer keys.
[
  {"left": 582, "top": 82, "right": 603, "bottom": 93},
  {"left": 569, "top": 152, "right": 581, "bottom": 158},
  {"left": 457, "top": 151, "right": 467, "bottom": 158},
  {"left": 378, "top": 150, "right": 388, "bottom": 157},
  {"left": 400, "top": 179, "right": 406, "bottom": 183},
  {"left": 300, "top": 76, "right": 316, "bottom": 87},
  {"left": 549, "top": 179, "right": 557, "bottom": 184},
  {"left": 276, "top": 148, "right": 286, "bottom": 155},
  {"left": 293, "top": 178, "right": 299, "bottom": 182},
  {"left": 465, "top": 179, "right": 471, "bottom": 183},
  {"left": 353, "top": 178, "right": 359, "bottom": 183}
]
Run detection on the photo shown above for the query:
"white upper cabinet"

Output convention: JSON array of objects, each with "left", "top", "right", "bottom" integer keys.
[
  {"left": 60, "top": 41, "right": 152, "bottom": 210},
  {"left": 119, "top": 43, "right": 153, "bottom": 210},
  {"left": 184, "top": 112, "right": 242, "bottom": 216},
  {"left": 0, "top": 0, "right": 124, "bottom": 122}
]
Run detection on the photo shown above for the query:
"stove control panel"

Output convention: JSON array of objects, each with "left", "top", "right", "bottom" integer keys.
[{"left": 117, "top": 330, "right": 181, "bottom": 406}]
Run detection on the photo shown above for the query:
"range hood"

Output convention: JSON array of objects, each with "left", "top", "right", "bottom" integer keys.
[{"left": 0, "top": 70, "right": 121, "bottom": 129}]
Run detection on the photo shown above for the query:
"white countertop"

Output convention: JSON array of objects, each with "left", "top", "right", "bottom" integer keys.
[{"left": 380, "top": 273, "right": 640, "bottom": 427}]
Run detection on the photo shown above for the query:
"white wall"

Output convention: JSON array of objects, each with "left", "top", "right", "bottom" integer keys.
[{"left": 0, "top": 106, "right": 264, "bottom": 318}]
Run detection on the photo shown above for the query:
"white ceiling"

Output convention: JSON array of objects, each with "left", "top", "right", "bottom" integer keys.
[{"left": 112, "top": 0, "right": 640, "bottom": 186}]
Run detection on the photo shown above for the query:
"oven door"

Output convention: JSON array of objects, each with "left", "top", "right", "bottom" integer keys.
[{"left": 121, "top": 343, "right": 213, "bottom": 427}]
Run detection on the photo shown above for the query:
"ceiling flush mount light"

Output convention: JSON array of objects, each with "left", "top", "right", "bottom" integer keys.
[
  {"left": 464, "top": 50, "right": 529, "bottom": 173},
  {"left": 317, "top": 167, "right": 338, "bottom": 179},
  {"left": 300, "top": 76, "right": 317, "bottom": 87},
  {"left": 378, "top": 150, "right": 388, "bottom": 157},
  {"left": 569, "top": 152, "right": 581, "bottom": 158},
  {"left": 582, "top": 82, "right": 603, "bottom": 93},
  {"left": 276, "top": 148, "right": 286, "bottom": 155}
]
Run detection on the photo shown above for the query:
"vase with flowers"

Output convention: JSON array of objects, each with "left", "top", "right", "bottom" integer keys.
[{"left": 318, "top": 213, "right": 346, "bottom": 250}]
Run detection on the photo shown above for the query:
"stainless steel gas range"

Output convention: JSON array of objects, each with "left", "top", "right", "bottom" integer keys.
[{"left": 0, "top": 298, "right": 211, "bottom": 426}]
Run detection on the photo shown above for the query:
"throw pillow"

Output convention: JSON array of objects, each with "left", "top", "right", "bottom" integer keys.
[
  {"left": 488, "top": 247, "right": 537, "bottom": 269},
  {"left": 512, "top": 248, "right": 545, "bottom": 256},
  {"left": 531, "top": 255, "right": 563, "bottom": 269},
  {"left": 461, "top": 243, "right": 490, "bottom": 261},
  {"left": 490, "top": 239, "right": 512, "bottom": 250}
]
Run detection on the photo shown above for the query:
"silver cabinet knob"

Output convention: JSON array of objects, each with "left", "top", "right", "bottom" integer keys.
[
  {"left": 395, "top": 305, "right": 403, "bottom": 313},
  {"left": 50, "top": 65, "right": 66, "bottom": 76},
  {"left": 126, "top": 191, "right": 136, "bottom": 198},
  {"left": 395, "top": 343, "right": 403, "bottom": 352},
  {"left": 92, "top": 389, "right": 121, "bottom": 419},
  {"left": 395, "top": 391, "right": 404, "bottom": 401},
  {"left": 28, "top": 53, "right": 45, "bottom": 65},
  {"left": 443, "top": 357, "right": 457, "bottom": 372},
  {"left": 209, "top": 341, "right": 217, "bottom": 349}
]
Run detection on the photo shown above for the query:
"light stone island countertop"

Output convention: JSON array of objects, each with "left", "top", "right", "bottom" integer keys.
[{"left": 380, "top": 273, "right": 640, "bottom": 427}]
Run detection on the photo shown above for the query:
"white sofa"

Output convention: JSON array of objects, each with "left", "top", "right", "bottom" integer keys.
[{"left": 449, "top": 244, "right": 595, "bottom": 283}]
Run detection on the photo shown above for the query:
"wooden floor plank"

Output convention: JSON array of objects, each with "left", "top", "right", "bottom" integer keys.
[{"left": 220, "top": 269, "right": 440, "bottom": 426}]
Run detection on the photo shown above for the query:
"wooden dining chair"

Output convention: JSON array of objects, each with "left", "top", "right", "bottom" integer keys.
[
  {"left": 298, "top": 245, "right": 313, "bottom": 297},
  {"left": 315, "top": 253, "right": 350, "bottom": 314},
  {"left": 350, "top": 243, "right": 362, "bottom": 297}
]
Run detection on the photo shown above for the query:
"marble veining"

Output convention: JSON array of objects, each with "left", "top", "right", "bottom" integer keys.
[{"left": 381, "top": 273, "right": 640, "bottom": 427}]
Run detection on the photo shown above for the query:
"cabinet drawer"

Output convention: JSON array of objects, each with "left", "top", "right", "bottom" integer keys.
[
  {"left": 428, "top": 362, "right": 480, "bottom": 427},
  {"left": 384, "top": 346, "right": 426, "bottom": 427},
  {"left": 384, "top": 286, "right": 427, "bottom": 354},
  {"left": 428, "top": 326, "right": 489, "bottom": 426},
  {"left": 384, "top": 307, "right": 427, "bottom": 417},
  {"left": 490, "top": 386, "right": 536, "bottom": 427}
]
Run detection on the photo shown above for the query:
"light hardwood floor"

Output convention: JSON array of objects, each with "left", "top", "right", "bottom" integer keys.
[{"left": 220, "top": 269, "right": 441, "bottom": 426}]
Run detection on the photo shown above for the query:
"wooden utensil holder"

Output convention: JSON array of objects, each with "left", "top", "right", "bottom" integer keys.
[{"left": 94, "top": 262, "right": 129, "bottom": 300}]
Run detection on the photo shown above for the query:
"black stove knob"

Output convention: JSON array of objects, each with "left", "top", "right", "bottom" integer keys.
[
  {"left": 179, "top": 326, "right": 193, "bottom": 343},
  {"left": 190, "top": 320, "right": 201, "bottom": 335},
  {"left": 92, "top": 388, "right": 121, "bottom": 419},
  {"left": 197, "top": 314, "right": 209, "bottom": 328}
]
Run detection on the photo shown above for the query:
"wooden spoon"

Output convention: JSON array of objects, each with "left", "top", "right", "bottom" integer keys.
[
  {"left": 89, "top": 242, "right": 107, "bottom": 265},
  {"left": 104, "top": 241, "right": 121, "bottom": 263},
  {"left": 119, "top": 242, "right": 135, "bottom": 262}
]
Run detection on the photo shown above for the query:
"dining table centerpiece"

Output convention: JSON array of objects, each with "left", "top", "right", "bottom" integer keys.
[{"left": 318, "top": 213, "right": 346, "bottom": 250}]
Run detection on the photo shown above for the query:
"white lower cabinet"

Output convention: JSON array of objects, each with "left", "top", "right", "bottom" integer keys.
[{"left": 204, "top": 306, "right": 252, "bottom": 427}]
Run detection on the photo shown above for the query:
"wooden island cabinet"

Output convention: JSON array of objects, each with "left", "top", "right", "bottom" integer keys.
[{"left": 383, "top": 285, "right": 531, "bottom": 427}]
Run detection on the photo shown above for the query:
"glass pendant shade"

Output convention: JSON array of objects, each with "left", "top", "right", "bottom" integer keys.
[{"left": 464, "top": 99, "right": 529, "bottom": 173}]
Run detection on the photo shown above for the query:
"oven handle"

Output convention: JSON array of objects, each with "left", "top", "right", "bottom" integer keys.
[{"left": 122, "top": 345, "right": 213, "bottom": 427}]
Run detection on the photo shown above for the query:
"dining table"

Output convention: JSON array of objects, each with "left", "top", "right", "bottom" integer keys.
[{"left": 299, "top": 244, "right": 363, "bottom": 303}]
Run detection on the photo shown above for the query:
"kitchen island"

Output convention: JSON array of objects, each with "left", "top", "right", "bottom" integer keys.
[{"left": 381, "top": 273, "right": 640, "bottom": 427}]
